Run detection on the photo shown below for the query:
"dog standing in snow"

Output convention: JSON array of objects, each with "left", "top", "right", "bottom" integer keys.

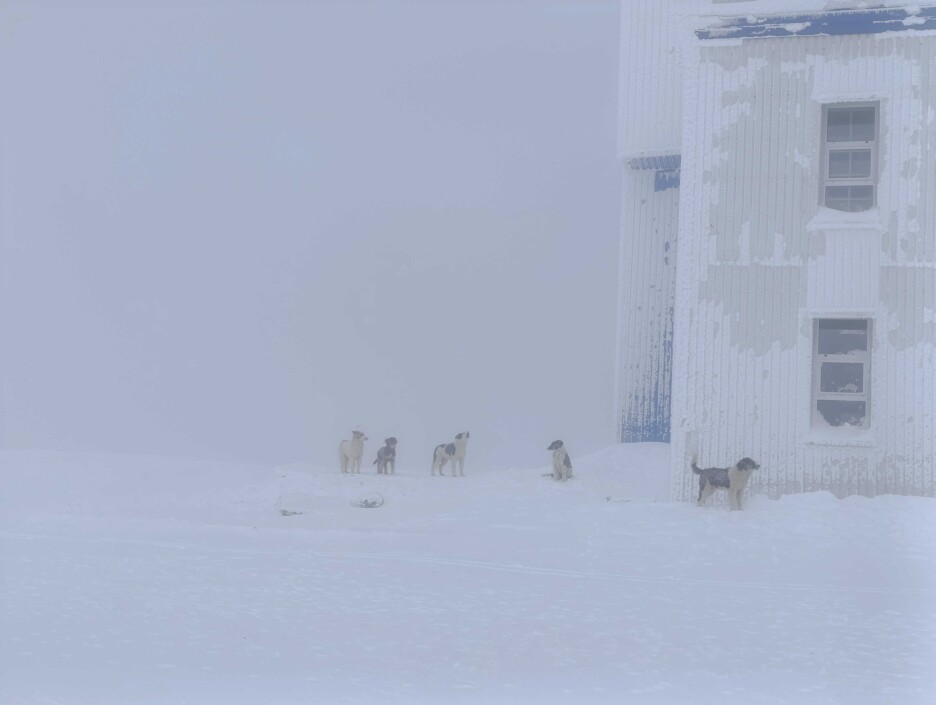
[
  {"left": 373, "top": 437, "right": 397, "bottom": 475},
  {"left": 547, "top": 440, "right": 573, "bottom": 481},
  {"left": 339, "top": 431, "right": 368, "bottom": 474},
  {"left": 691, "top": 454, "right": 759, "bottom": 510},
  {"left": 431, "top": 432, "right": 469, "bottom": 477}
]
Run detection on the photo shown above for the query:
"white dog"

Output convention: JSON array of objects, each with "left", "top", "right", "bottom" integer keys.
[
  {"left": 339, "top": 431, "right": 368, "bottom": 474},
  {"left": 431, "top": 431, "right": 469, "bottom": 477},
  {"left": 547, "top": 440, "right": 572, "bottom": 481}
]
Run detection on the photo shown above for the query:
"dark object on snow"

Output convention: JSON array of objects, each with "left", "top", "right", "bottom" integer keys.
[
  {"left": 279, "top": 509, "right": 303, "bottom": 516},
  {"left": 353, "top": 492, "right": 384, "bottom": 509}
]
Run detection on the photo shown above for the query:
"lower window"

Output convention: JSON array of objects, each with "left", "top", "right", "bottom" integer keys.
[{"left": 812, "top": 319, "right": 871, "bottom": 428}]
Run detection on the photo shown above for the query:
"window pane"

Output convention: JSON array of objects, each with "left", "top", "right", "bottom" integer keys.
[
  {"left": 851, "top": 150, "right": 872, "bottom": 177},
  {"left": 828, "top": 152, "right": 850, "bottom": 178},
  {"left": 817, "top": 319, "right": 868, "bottom": 355},
  {"left": 828, "top": 150, "right": 872, "bottom": 179},
  {"left": 820, "top": 362, "right": 864, "bottom": 393},
  {"left": 827, "top": 106, "right": 875, "bottom": 142},
  {"left": 850, "top": 108, "right": 875, "bottom": 141},
  {"left": 827, "top": 109, "right": 851, "bottom": 142},
  {"left": 825, "top": 185, "right": 873, "bottom": 212},
  {"left": 817, "top": 400, "right": 867, "bottom": 427}
]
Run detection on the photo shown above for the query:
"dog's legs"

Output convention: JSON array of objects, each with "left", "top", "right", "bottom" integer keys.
[
  {"left": 697, "top": 481, "right": 716, "bottom": 506},
  {"left": 389, "top": 459, "right": 395, "bottom": 475}
]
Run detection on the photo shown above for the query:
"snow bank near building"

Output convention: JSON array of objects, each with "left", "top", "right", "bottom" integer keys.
[{"left": 1, "top": 445, "right": 934, "bottom": 704}]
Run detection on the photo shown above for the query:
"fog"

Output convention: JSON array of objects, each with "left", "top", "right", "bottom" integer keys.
[{"left": 0, "top": 0, "right": 622, "bottom": 471}]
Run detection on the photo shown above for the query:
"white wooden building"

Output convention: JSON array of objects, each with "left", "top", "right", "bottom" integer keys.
[{"left": 615, "top": 0, "right": 936, "bottom": 499}]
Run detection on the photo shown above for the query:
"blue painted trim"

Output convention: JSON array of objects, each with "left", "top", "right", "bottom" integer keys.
[
  {"left": 655, "top": 169, "right": 680, "bottom": 192},
  {"left": 628, "top": 154, "right": 681, "bottom": 171},
  {"left": 697, "top": 6, "right": 936, "bottom": 41},
  {"left": 621, "top": 320, "right": 673, "bottom": 444}
]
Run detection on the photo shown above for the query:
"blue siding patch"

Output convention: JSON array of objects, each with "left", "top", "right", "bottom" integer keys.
[
  {"left": 697, "top": 6, "right": 936, "bottom": 41},
  {"left": 628, "top": 154, "right": 681, "bottom": 171},
  {"left": 621, "top": 323, "right": 673, "bottom": 444},
  {"left": 629, "top": 154, "right": 681, "bottom": 192}
]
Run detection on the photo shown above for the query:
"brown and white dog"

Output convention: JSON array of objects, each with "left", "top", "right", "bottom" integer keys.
[
  {"left": 547, "top": 440, "right": 572, "bottom": 481},
  {"left": 431, "top": 432, "right": 469, "bottom": 477},
  {"left": 691, "top": 454, "right": 760, "bottom": 510},
  {"left": 339, "top": 431, "right": 368, "bottom": 474},
  {"left": 373, "top": 437, "right": 397, "bottom": 475}
]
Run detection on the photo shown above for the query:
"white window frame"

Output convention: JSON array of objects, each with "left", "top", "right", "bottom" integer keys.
[
  {"left": 811, "top": 318, "right": 872, "bottom": 429},
  {"left": 820, "top": 103, "right": 879, "bottom": 212}
]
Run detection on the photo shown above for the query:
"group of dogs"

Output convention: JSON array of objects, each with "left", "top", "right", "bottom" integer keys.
[
  {"left": 338, "top": 431, "right": 471, "bottom": 477},
  {"left": 339, "top": 430, "right": 761, "bottom": 510}
]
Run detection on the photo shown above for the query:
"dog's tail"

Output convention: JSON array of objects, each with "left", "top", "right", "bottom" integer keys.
[{"left": 690, "top": 454, "right": 702, "bottom": 474}]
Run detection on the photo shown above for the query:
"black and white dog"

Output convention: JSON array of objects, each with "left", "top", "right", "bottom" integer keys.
[
  {"left": 373, "top": 437, "right": 397, "bottom": 475},
  {"left": 431, "top": 432, "right": 469, "bottom": 477},
  {"left": 547, "top": 440, "right": 572, "bottom": 481},
  {"left": 691, "top": 454, "right": 760, "bottom": 510}
]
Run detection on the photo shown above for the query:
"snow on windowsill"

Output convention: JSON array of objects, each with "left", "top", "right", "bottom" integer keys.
[
  {"left": 803, "top": 425, "right": 877, "bottom": 448},
  {"left": 806, "top": 206, "right": 886, "bottom": 233}
]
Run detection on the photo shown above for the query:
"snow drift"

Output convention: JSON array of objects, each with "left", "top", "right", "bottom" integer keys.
[{"left": 1, "top": 444, "right": 933, "bottom": 704}]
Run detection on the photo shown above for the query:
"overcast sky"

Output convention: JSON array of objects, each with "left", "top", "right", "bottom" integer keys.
[{"left": 0, "top": 0, "right": 622, "bottom": 471}]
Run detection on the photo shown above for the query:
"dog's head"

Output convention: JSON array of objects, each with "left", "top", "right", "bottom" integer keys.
[
  {"left": 547, "top": 440, "right": 564, "bottom": 451},
  {"left": 737, "top": 457, "right": 759, "bottom": 471},
  {"left": 384, "top": 437, "right": 397, "bottom": 447},
  {"left": 351, "top": 431, "right": 367, "bottom": 440},
  {"left": 455, "top": 432, "right": 469, "bottom": 440}
]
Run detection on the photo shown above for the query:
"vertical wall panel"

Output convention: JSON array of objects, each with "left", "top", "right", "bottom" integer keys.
[
  {"left": 616, "top": 171, "right": 679, "bottom": 442},
  {"left": 668, "top": 27, "right": 935, "bottom": 500}
]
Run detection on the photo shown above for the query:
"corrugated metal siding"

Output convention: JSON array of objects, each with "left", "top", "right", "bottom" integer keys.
[
  {"left": 616, "top": 0, "right": 683, "bottom": 442},
  {"left": 670, "top": 31, "right": 936, "bottom": 501},
  {"left": 618, "top": 0, "right": 682, "bottom": 159},
  {"left": 615, "top": 170, "right": 679, "bottom": 442}
]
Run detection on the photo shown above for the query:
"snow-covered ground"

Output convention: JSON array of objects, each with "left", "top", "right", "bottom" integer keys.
[{"left": 1, "top": 444, "right": 934, "bottom": 704}]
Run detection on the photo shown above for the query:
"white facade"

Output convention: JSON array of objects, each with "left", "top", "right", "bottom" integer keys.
[{"left": 617, "top": 1, "right": 936, "bottom": 499}]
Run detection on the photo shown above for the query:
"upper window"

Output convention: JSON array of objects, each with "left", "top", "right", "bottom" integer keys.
[
  {"left": 812, "top": 319, "right": 871, "bottom": 429},
  {"left": 821, "top": 104, "right": 878, "bottom": 212}
]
